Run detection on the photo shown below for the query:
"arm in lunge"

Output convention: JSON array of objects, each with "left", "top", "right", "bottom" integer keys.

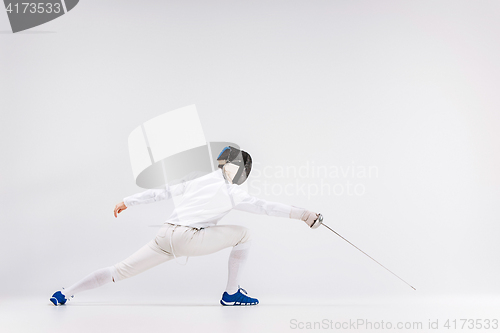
[
  {"left": 231, "top": 188, "right": 319, "bottom": 228},
  {"left": 113, "top": 185, "right": 172, "bottom": 218}
]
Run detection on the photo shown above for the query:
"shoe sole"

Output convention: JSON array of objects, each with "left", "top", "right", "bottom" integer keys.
[{"left": 220, "top": 300, "right": 258, "bottom": 306}]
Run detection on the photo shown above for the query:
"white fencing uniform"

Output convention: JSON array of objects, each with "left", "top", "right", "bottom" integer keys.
[
  {"left": 58, "top": 169, "right": 306, "bottom": 299},
  {"left": 113, "top": 169, "right": 302, "bottom": 281}
]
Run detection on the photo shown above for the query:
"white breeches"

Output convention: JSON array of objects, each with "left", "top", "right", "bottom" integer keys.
[{"left": 113, "top": 223, "right": 251, "bottom": 281}]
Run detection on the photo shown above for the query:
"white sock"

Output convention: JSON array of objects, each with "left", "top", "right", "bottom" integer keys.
[
  {"left": 225, "top": 242, "right": 251, "bottom": 295},
  {"left": 62, "top": 266, "right": 118, "bottom": 298}
]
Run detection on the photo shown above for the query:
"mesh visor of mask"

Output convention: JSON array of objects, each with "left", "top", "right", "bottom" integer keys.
[{"left": 217, "top": 146, "right": 252, "bottom": 185}]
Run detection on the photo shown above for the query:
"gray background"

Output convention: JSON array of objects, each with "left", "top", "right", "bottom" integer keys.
[{"left": 1, "top": 0, "right": 499, "bottom": 307}]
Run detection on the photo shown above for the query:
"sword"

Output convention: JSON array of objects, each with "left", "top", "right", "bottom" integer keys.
[{"left": 313, "top": 213, "right": 416, "bottom": 291}]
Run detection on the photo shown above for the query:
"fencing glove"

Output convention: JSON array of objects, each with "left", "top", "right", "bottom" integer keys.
[{"left": 290, "top": 207, "right": 321, "bottom": 229}]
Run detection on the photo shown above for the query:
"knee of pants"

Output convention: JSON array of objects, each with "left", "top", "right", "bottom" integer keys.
[
  {"left": 109, "top": 265, "right": 122, "bottom": 282},
  {"left": 112, "top": 263, "right": 130, "bottom": 281},
  {"left": 113, "top": 261, "right": 153, "bottom": 281},
  {"left": 237, "top": 226, "right": 252, "bottom": 246},
  {"left": 112, "top": 241, "right": 173, "bottom": 281},
  {"left": 113, "top": 260, "right": 151, "bottom": 281}
]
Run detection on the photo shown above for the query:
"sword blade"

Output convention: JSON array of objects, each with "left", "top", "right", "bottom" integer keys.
[{"left": 322, "top": 222, "right": 416, "bottom": 291}]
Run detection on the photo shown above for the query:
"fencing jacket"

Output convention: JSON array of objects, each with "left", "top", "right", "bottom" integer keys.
[{"left": 123, "top": 169, "right": 296, "bottom": 228}]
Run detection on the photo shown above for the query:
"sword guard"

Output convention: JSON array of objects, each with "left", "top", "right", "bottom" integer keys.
[{"left": 310, "top": 213, "right": 323, "bottom": 229}]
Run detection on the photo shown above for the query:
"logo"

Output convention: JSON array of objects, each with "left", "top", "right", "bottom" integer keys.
[
  {"left": 3, "top": 0, "right": 79, "bottom": 33},
  {"left": 128, "top": 105, "right": 239, "bottom": 189}
]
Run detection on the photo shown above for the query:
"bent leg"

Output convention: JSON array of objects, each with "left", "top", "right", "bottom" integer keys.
[
  {"left": 170, "top": 224, "right": 251, "bottom": 257},
  {"left": 226, "top": 241, "right": 251, "bottom": 294},
  {"left": 173, "top": 225, "right": 252, "bottom": 295},
  {"left": 154, "top": 224, "right": 253, "bottom": 296}
]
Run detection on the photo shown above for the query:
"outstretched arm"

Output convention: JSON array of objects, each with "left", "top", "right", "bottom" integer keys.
[
  {"left": 123, "top": 186, "right": 171, "bottom": 207},
  {"left": 233, "top": 194, "right": 293, "bottom": 218},
  {"left": 231, "top": 188, "right": 319, "bottom": 227},
  {"left": 114, "top": 185, "right": 171, "bottom": 218}
]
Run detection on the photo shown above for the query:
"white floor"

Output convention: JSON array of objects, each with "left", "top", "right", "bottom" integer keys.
[{"left": 1, "top": 296, "right": 500, "bottom": 333}]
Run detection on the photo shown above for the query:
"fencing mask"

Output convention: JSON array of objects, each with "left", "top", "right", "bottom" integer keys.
[{"left": 217, "top": 146, "right": 252, "bottom": 185}]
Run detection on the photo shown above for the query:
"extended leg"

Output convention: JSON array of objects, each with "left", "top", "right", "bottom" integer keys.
[
  {"left": 49, "top": 266, "right": 119, "bottom": 306},
  {"left": 113, "top": 241, "right": 174, "bottom": 281},
  {"left": 64, "top": 266, "right": 118, "bottom": 297},
  {"left": 50, "top": 240, "right": 173, "bottom": 305}
]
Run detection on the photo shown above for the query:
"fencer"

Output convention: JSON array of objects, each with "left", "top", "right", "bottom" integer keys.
[{"left": 50, "top": 146, "right": 320, "bottom": 306}]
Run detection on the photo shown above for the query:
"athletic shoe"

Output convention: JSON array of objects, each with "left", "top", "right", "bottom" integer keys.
[
  {"left": 50, "top": 290, "right": 71, "bottom": 306},
  {"left": 220, "top": 286, "right": 259, "bottom": 306}
]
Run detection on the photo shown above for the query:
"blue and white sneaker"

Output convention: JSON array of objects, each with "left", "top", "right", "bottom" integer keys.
[
  {"left": 220, "top": 287, "right": 259, "bottom": 306},
  {"left": 49, "top": 290, "right": 72, "bottom": 306}
]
